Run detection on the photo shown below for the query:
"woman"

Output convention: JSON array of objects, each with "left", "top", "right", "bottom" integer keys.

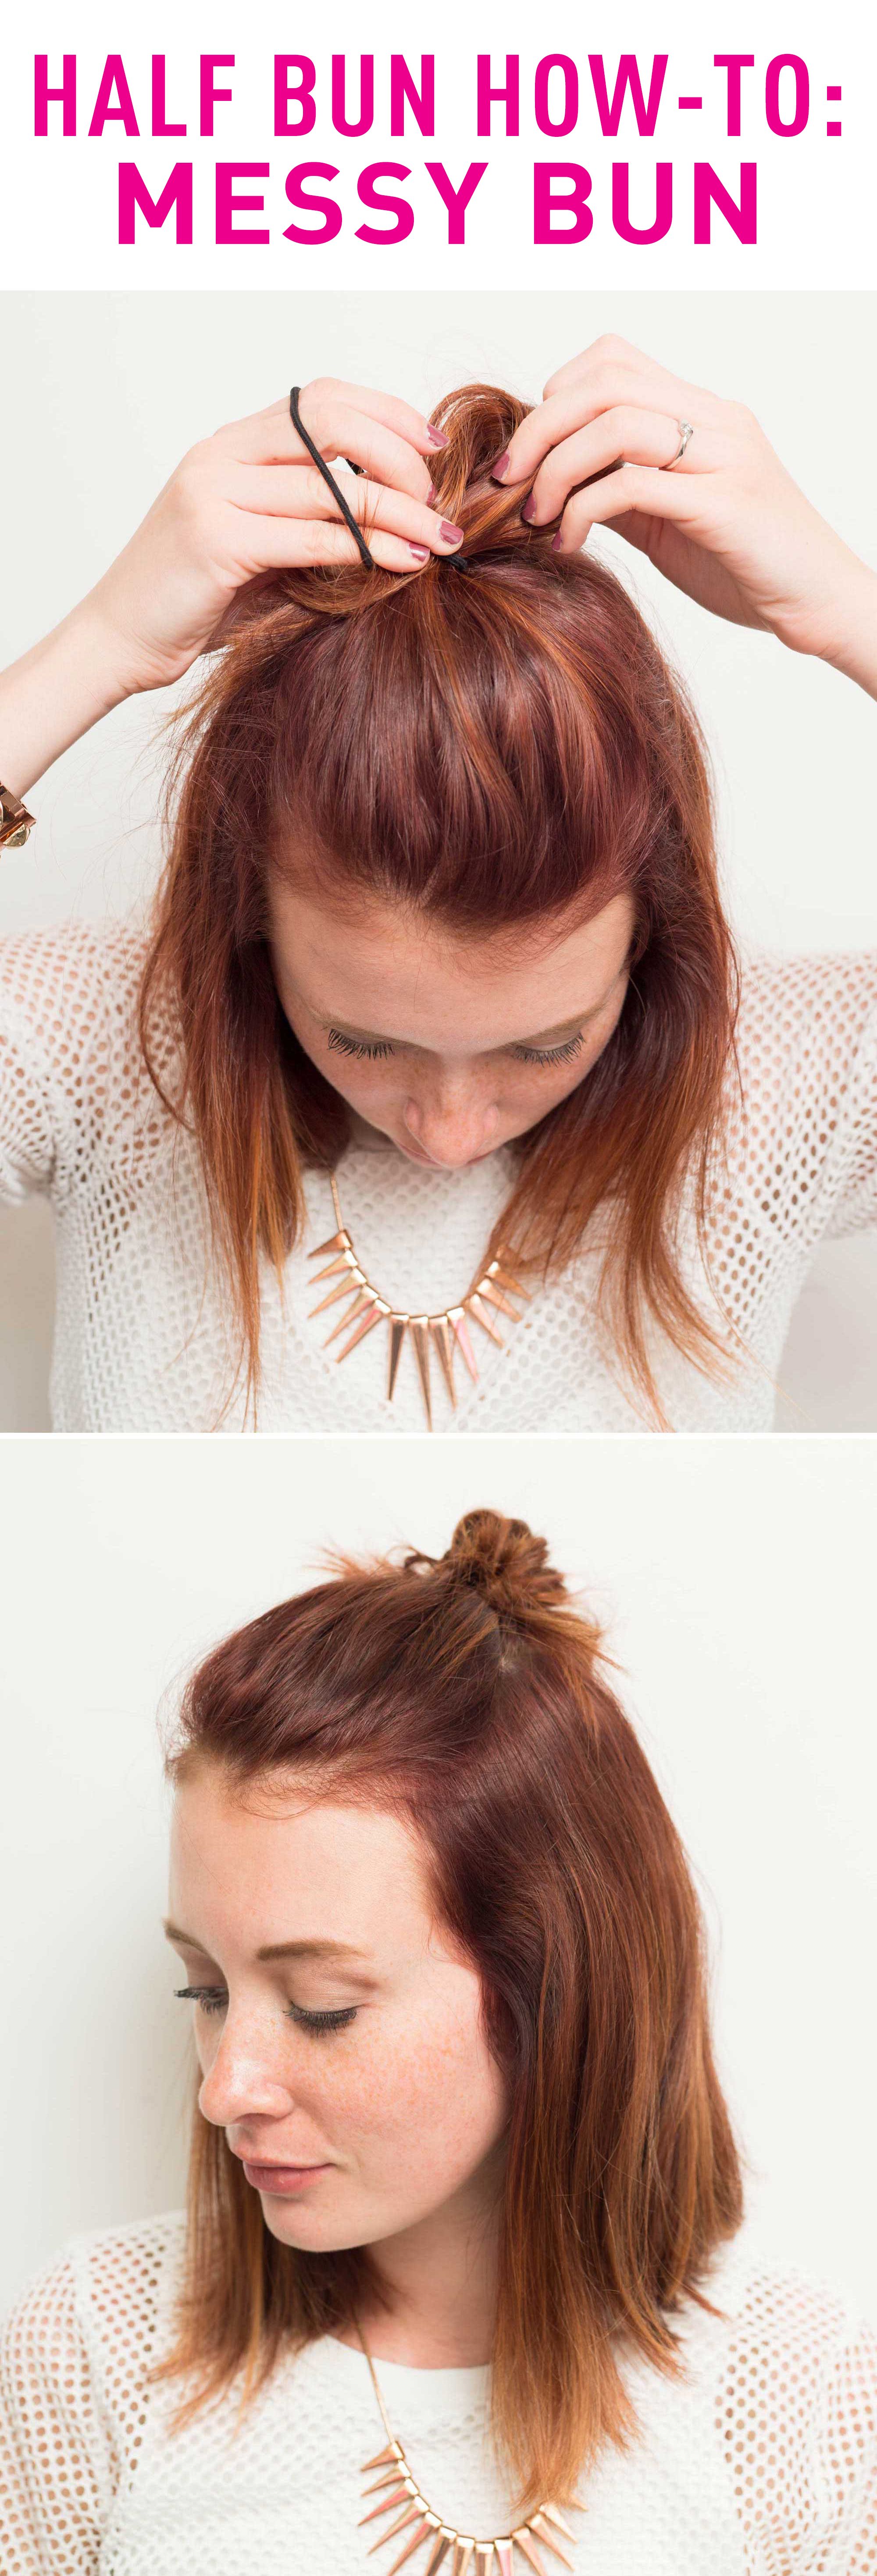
[
  {"left": 1, "top": 337, "right": 875, "bottom": 1433},
  {"left": 0, "top": 1506, "right": 872, "bottom": 2571}
]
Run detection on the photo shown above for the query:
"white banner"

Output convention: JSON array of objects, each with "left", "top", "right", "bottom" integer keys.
[{"left": 0, "top": 0, "right": 872, "bottom": 290}]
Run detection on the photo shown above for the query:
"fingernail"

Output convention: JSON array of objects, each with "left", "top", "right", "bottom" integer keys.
[
  {"left": 439, "top": 521, "right": 465, "bottom": 545},
  {"left": 551, "top": 532, "right": 564, "bottom": 552},
  {"left": 427, "top": 484, "right": 438, "bottom": 505},
  {"left": 427, "top": 426, "right": 449, "bottom": 449},
  {"left": 408, "top": 544, "right": 430, "bottom": 561},
  {"left": 492, "top": 451, "right": 510, "bottom": 479},
  {"left": 521, "top": 494, "right": 537, "bottom": 523}
]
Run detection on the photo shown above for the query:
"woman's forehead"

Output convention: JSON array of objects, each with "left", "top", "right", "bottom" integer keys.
[
  {"left": 270, "top": 880, "right": 635, "bottom": 1051},
  {"left": 168, "top": 1778, "right": 435, "bottom": 1952}
]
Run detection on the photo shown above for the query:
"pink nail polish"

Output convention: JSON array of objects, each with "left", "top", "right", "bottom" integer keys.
[
  {"left": 427, "top": 484, "right": 438, "bottom": 505},
  {"left": 551, "top": 532, "right": 564, "bottom": 551},
  {"left": 408, "top": 544, "right": 430, "bottom": 561},
  {"left": 521, "top": 494, "right": 537, "bottom": 523},
  {"left": 439, "top": 521, "right": 465, "bottom": 544},
  {"left": 492, "top": 451, "right": 511, "bottom": 479},
  {"left": 427, "top": 426, "right": 449, "bottom": 448}
]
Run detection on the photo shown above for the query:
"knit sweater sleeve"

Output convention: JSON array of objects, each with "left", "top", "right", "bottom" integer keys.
[
  {"left": 0, "top": 2248, "right": 118, "bottom": 2574},
  {"left": 824, "top": 2317, "right": 877, "bottom": 2570},
  {"left": 0, "top": 922, "right": 147, "bottom": 1208},
  {"left": 734, "top": 953, "right": 877, "bottom": 1249},
  {"left": 716, "top": 2266, "right": 877, "bottom": 2570}
]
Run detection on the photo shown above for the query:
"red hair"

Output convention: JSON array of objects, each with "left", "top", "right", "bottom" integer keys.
[
  {"left": 159, "top": 1509, "right": 743, "bottom": 2508},
  {"left": 140, "top": 383, "right": 738, "bottom": 1420}
]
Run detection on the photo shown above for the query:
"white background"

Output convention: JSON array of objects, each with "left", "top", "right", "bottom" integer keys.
[
  {"left": 1, "top": 287, "right": 875, "bottom": 1429},
  {"left": 0, "top": 0, "right": 874, "bottom": 290},
  {"left": 1, "top": 1432, "right": 874, "bottom": 2320}
]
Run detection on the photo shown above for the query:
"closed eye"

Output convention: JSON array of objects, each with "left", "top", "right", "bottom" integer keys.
[
  {"left": 327, "top": 1028, "right": 586, "bottom": 1069},
  {"left": 328, "top": 1030, "right": 392, "bottom": 1062},
  {"left": 288, "top": 2007, "right": 358, "bottom": 2035},
  {"left": 511, "top": 1033, "right": 585, "bottom": 1067},
  {"left": 173, "top": 1986, "right": 358, "bottom": 2036}
]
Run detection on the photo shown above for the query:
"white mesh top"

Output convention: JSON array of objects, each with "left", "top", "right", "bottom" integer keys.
[
  {"left": 1, "top": 925, "right": 876, "bottom": 1433},
  {"left": 0, "top": 2211, "right": 874, "bottom": 2573}
]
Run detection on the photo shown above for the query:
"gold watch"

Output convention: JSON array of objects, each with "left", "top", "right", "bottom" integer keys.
[{"left": 0, "top": 784, "right": 35, "bottom": 849}]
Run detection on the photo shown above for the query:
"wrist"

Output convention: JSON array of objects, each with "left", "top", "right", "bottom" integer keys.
[
  {"left": 61, "top": 593, "right": 146, "bottom": 714},
  {"left": 807, "top": 552, "right": 877, "bottom": 699},
  {"left": 0, "top": 600, "right": 139, "bottom": 803}
]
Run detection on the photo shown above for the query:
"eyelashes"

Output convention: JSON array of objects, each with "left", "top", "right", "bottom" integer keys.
[
  {"left": 173, "top": 1987, "right": 358, "bottom": 2036},
  {"left": 328, "top": 1030, "right": 392, "bottom": 1063},
  {"left": 327, "top": 1028, "right": 586, "bottom": 1070},
  {"left": 292, "top": 2007, "right": 358, "bottom": 2034},
  {"left": 511, "top": 1034, "right": 585, "bottom": 1068}
]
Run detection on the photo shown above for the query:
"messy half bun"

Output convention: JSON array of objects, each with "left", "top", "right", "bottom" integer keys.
[
  {"left": 163, "top": 1510, "right": 742, "bottom": 2507},
  {"left": 408, "top": 1505, "right": 575, "bottom": 1623},
  {"left": 446, "top": 1504, "right": 571, "bottom": 1611}
]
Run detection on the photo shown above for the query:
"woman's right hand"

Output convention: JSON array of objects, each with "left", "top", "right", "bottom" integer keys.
[{"left": 86, "top": 381, "right": 462, "bottom": 695}]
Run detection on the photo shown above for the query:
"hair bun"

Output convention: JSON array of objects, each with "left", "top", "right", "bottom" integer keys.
[
  {"left": 421, "top": 383, "right": 547, "bottom": 559},
  {"left": 443, "top": 1509, "right": 570, "bottom": 1618}
]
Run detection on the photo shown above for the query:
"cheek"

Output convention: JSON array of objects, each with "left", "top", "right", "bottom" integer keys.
[
  {"left": 288, "top": 1013, "right": 401, "bottom": 1111},
  {"left": 331, "top": 2000, "right": 506, "bottom": 2185},
  {"left": 323, "top": 1055, "right": 400, "bottom": 1114},
  {"left": 509, "top": 1029, "right": 616, "bottom": 1121},
  {"left": 538, "top": 987, "right": 629, "bottom": 1109}
]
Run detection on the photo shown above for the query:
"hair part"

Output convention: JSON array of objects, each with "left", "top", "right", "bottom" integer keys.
[
  {"left": 140, "top": 383, "right": 739, "bottom": 1424},
  {"left": 156, "top": 1510, "right": 744, "bottom": 2510}
]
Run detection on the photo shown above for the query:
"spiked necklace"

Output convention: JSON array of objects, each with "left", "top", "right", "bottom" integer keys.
[
  {"left": 358, "top": 2331, "right": 582, "bottom": 2576},
  {"left": 308, "top": 1179, "right": 531, "bottom": 1431}
]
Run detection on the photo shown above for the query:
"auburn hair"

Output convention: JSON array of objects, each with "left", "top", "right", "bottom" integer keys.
[
  {"left": 157, "top": 1508, "right": 743, "bottom": 2509},
  {"left": 140, "top": 381, "right": 739, "bottom": 1423}
]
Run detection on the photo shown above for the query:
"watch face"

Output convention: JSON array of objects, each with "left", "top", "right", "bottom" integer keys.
[{"left": 0, "top": 791, "right": 32, "bottom": 846}]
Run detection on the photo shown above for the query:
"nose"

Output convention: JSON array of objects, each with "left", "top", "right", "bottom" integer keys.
[
  {"left": 197, "top": 2017, "right": 294, "bottom": 2132},
  {"left": 403, "top": 1072, "right": 500, "bottom": 1168}
]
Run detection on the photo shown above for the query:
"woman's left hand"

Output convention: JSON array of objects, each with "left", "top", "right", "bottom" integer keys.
[{"left": 494, "top": 336, "right": 877, "bottom": 687}]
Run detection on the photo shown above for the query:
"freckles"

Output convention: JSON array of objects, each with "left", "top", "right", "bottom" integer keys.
[
  {"left": 328, "top": 2032, "right": 432, "bottom": 2137},
  {"left": 339, "top": 2011, "right": 489, "bottom": 2150}
]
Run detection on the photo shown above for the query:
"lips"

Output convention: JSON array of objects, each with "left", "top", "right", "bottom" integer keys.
[{"left": 239, "top": 2156, "right": 334, "bottom": 2196}]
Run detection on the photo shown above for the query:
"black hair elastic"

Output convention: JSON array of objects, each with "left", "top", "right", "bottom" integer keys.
[{"left": 289, "top": 386, "right": 375, "bottom": 570}]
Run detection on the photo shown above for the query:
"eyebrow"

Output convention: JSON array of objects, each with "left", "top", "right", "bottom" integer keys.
[{"left": 163, "top": 1921, "right": 375, "bottom": 1971}]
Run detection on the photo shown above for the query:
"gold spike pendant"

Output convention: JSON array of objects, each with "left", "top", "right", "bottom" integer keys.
[
  {"left": 357, "top": 2334, "right": 584, "bottom": 2576},
  {"left": 307, "top": 1181, "right": 531, "bottom": 1430}
]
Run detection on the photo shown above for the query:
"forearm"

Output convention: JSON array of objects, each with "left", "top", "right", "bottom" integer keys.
[{"left": 0, "top": 599, "right": 136, "bottom": 801}]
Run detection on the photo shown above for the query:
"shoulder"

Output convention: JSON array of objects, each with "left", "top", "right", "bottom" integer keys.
[
  {"left": 0, "top": 917, "right": 150, "bottom": 1087},
  {"left": 0, "top": 920, "right": 177, "bottom": 1187},
  {"left": 736, "top": 947, "right": 877, "bottom": 1063},
  {"left": 727, "top": 951, "right": 877, "bottom": 1237},
  {"left": 64, "top": 2206, "right": 186, "bottom": 2359},
  {"left": 711, "top": 2241, "right": 869, "bottom": 2367},
  {"left": 684, "top": 2245, "right": 876, "bottom": 2545},
  {"left": 0, "top": 2214, "right": 185, "bottom": 2561},
  {"left": 1, "top": 2208, "right": 186, "bottom": 2388},
  {"left": 0, "top": 916, "right": 147, "bottom": 1018}
]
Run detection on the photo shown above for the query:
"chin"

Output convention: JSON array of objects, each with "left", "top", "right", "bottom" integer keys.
[{"left": 258, "top": 2190, "right": 360, "bottom": 2253}]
